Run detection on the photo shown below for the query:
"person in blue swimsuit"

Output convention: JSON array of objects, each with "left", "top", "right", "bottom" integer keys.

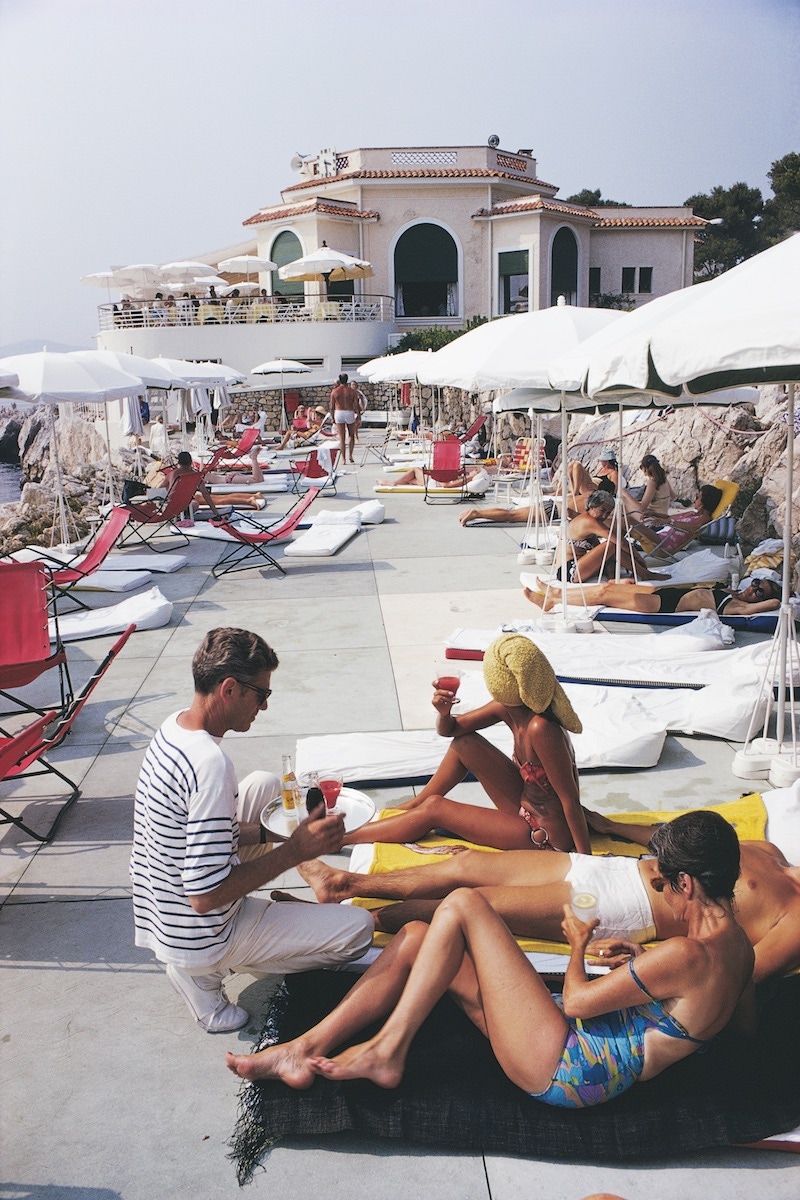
[{"left": 227, "top": 810, "right": 757, "bottom": 1100}]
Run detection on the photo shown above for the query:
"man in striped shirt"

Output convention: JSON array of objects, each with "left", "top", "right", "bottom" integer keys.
[{"left": 130, "top": 627, "right": 373, "bottom": 1033}]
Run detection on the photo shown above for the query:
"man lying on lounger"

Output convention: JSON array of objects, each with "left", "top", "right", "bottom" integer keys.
[{"left": 296, "top": 809, "right": 800, "bottom": 985}]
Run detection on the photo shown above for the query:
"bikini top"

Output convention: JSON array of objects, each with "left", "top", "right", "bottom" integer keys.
[
  {"left": 512, "top": 755, "right": 557, "bottom": 799},
  {"left": 628, "top": 959, "right": 711, "bottom": 1045}
]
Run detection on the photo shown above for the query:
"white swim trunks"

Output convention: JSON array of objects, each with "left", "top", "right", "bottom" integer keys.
[
  {"left": 334, "top": 410, "right": 356, "bottom": 424},
  {"left": 566, "top": 854, "right": 656, "bottom": 942}
]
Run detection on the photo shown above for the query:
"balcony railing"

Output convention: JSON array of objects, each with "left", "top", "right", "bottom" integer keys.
[{"left": 97, "top": 294, "right": 394, "bottom": 331}]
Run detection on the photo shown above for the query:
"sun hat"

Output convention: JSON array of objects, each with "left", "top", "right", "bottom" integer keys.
[
  {"left": 314, "top": 405, "right": 327, "bottom": 415},
  {"left": 482, "top": 633, "right": 582, "bottom": 733},
  {"left": 597, "top": 449, "right": 616, "bottom": 462}
]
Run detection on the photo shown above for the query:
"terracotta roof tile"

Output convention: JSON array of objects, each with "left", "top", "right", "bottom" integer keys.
[
  {"left": 243, "top": 199, "right": 378, "bottom": 227},
  {"left": 473, "top": 197, "right": 596, "bottom": 219},
  {"left": 594, "top": 215, "right": 707, "bottom": 228},
  {"left": 282, "top": 168, "right": 559, "bottom": 192}
]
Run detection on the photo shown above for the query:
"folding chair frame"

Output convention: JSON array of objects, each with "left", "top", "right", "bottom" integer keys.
[{"left": 210, "top": 488, "right": 320, "bottom": 578}]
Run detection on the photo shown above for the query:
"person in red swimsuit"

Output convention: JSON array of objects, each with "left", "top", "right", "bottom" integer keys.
[{"left": 342, "top": 634, "right": 591, "bottom": 854}]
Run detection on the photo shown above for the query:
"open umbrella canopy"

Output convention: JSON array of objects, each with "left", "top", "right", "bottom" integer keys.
[
  {"left": 550, "top": 234, "right": 800, "bottom": 398},
  {"left": 251, "top": 359, "right": 312, "bottom": 376},
  {"left": 361, "top": 350, "right": 434, "bottom": 383},
  {"left": 0, "top": 351, "right": 145, "bottom": 404},
  {"left": 153, "top": 357, "right": 244, "bottom": 386},
  {"left": 218, "top": 254, "right": 277, "bottom": 275},
  {"left": 158, "top": 260, "right": 217, "bottom": 282},
  {"left": 69, "top": 350, "right": 182, "bottom": 390},
  {"left": 278, "top": 242, "right": 373, "bottom": 283},
  {"left": 220, "top": 282, "right": 261, "bottom": 296},
  {"left": 81, "top": 271, "right": 123, "bottom": 290},
  {"left": 416, "top": 305, "right": 624, "bottom": 392}
]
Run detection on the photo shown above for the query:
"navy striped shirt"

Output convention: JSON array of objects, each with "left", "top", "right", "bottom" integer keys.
[{"left": 130, "top": 713, "right": 242, "bottom": 967}]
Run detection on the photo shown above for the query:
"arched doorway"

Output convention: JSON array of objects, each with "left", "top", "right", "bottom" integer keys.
[
  {"left": 269, "top": 231, "right": 304, "bottom": 298},
  {"left": 550, "top": 227, "right": 578, "bottom": 306},
  {"left": 394, "top": 223, "right": 458, "bottom": 317}
]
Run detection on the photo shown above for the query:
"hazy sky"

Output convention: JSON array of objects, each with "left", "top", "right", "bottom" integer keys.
[{"left": 1, "top": 0, "right": 797, "bottom": 351}]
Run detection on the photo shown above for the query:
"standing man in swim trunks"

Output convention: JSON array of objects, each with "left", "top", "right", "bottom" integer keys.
[
  {"left": 296, "top": 810, "right": 800, "bottom": 985},
  {"left": 329, "top": 373, "right": 358, "bottom": 465}
]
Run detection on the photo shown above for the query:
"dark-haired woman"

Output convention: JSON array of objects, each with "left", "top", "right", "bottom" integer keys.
[
  {"left": 625, "top": 455, "right": 675, "bottom": 520},
  {"left": 227, "top": 810, "right": 756, "bottom": 1100}
]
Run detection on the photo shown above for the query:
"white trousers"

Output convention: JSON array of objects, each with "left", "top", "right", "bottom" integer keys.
[{"left": 192, "top": 771, "right": 373, "bottom": 981}]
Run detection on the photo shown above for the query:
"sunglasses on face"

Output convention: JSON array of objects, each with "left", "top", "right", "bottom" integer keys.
[
  {"left": 751, "top": 581, "right": 774, "bottom": 599},
  {"left": 236, "top": 679, "right": 272, "bottom": 706}
]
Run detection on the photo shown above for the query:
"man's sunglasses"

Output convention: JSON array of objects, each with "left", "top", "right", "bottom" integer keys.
[{"left": 236, "top": 680, "right": 272, "bottom": 705}]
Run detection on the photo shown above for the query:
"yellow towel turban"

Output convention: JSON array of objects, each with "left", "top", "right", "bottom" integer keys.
[{"left": 483, "top": 633, "right": 582, "bottom": 734}]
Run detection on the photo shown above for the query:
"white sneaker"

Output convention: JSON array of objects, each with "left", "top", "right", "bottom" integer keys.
[{"left": 166, "top": 964, "right": 250, "bottom": 1033}]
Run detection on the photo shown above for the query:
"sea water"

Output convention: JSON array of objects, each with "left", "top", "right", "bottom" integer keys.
[{"left": 0, "top": 463, "right": 22, "bottom": 503}]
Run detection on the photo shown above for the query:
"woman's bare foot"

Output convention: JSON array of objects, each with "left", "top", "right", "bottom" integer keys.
[
  {"left": 296, "top": 858, "right": 357, "bottom": 903},
  {"left": 523, "top": 585, "right": 555, "bottom": 612},
  {"left": 225, "top": 1039, "right": 318, "bottom": 1087},
  {"left": 310, "top": 1036, "right": 405, "bottom": 1088}
]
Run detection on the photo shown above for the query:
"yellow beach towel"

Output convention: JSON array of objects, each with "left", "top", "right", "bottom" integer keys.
[{"left": 354, "top": 793, "right": 766, "bottom": 952}]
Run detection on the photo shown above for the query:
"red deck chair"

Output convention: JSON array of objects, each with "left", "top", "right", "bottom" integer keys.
[
  {"left": 422, "top": 438, "right": 468, "bottom": 503},
  {"left": 457, "top": 414, "right": 487, "bottom": 444},
  {"left": 0, "top": 622, "right": 135, "bottom": 842},
  {"left": 37, "top": 508, "right": 132, "bottom": 611},
  {"left": 202, "top": 426, "right": 261, "bottom": 474},
  {"left": 116, "top": 470, "right": 202, "bottom": 551},
  {"left": 291, "top": 447, "right": 339, "bottom": 495},
  {"left": 0, "top": 561, "right": 73, "bottom": 724},
  {"left": 210, "top": 488, "right": 320, "bottom": 577}
]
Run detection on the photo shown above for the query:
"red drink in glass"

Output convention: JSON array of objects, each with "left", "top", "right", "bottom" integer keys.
[
  {"left": 320, "top": 777, "right": 343, "bottom": 809},
  {"left": 435, "top": 674, "right": 461, "bottom": 694}
]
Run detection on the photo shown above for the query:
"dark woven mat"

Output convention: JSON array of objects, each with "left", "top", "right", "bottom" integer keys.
[{"left": 229, "top": 970, "right": 800, "bottom": 1185}]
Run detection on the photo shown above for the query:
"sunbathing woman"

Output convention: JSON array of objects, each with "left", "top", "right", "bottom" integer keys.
[
  {"left": 228, "top": 810, "right": 756, "bottom": 1105},
  {"left": 378, "top": 464, "right": 494, "bottom": 489},
  {"left": 553, "top": 491, "right": 666, "bottom": 583},
  {"left": 341, "top": 633, "right": 591, "bottom": 855},
  {"left": 623, "top": 454, "right": 675, "bottom": 520},
  {"left": 202, "top": 447, "right": 271, "bottom": 510},
  {"left": 629, "top": 484, "right": 722, "bottom": 556},
  {"left": 524, "top": 571, "right": 782, "bottom": 617}
]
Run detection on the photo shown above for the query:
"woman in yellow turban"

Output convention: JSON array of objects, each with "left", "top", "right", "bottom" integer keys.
[{"left": 344, "top": 633, "right": 591, "bottom": 854}]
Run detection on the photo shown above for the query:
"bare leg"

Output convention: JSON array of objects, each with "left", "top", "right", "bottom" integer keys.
[
  {"left": 524, "top": 578, "right": 662, "bottom": 614},
  {"left": 312, "top": 889, "right": 568, "bottom": 1094},
  {"left": 405, "top": 733, "right": 521, "bottom": 809},
  {"left": 342, "top": 794, "right": 533, "bottom": 850},
  {"left": 348, "top": 424, "right": 356, "bottom": 464},
  {"left": 225, "top": 922, "right": 427, "bottom": 1084},
  {"left": 460, "top": 506, "right": 531, "bottom": 526},
  {"left": 297, "top": 844, "right": 571, "bottom": 904},
  {"left": 378, "top": 878, "right": 572, "bottom": 940},
  {"left": 336, "top": 419, "right": 346, "bottom": 463}
]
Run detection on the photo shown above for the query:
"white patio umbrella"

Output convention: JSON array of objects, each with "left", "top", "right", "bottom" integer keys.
[
  {"left": 361, "top": 350, "right": 434, "bottom": 383},
  {"left": 0, "top": 351, "right": 144, "bottom": 543},
  {"left": 153, "top": 357, "right": 244, "bottom": 386},
  {"left": 278, "top": 241, "right": 372, "bottom": 299},
  {"left": 110, "top": 263, "right": 164, "bottom": 291},
  {"left": 551, "top": 233, "right": 800, "bottom": 783},
  {"left": 251, "top": 358, "right": 312, "bottom": 425},
  {"left": 158, "top": 260, "right": 218, "bottom": 284},
  {"left": 220, "top": 281, "right": 261, "bottom": 296},
  {"left": 218, "top": 254, "right": 278, "bottom": 277}
]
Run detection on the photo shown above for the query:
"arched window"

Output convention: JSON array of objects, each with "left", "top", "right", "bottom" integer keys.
[
  {"left": 394, "top": 224, "right": 458, "bottom": 317},
  {"left": 550, "top": 227, "right": 578, "bottom": 306},
  {"left": 269, "top": 230, "right": 304, "bottom": 298}
]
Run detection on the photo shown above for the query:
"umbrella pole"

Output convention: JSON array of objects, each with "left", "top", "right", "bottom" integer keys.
[
  {"left": 614, "top": 404, "right": 624, "bottom": 583},
  {"left": 558, "top": 398, "right": 571, "bottom": 616},
  {"left": 775, "top": 381, "right": 796, "bottom": 760},
  {"left": 103, "top": 401, "right": 115, "bottom": 506},
  {"left": 49, "top": 406, "right": 72, "bottom": 547}
]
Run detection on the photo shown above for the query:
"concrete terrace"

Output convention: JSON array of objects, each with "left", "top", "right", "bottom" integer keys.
[{"left": 2, "top": 455, "right": 797, "bottom": 1200}]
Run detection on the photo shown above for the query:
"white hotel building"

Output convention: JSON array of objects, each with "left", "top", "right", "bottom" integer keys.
[{"left": 96, "top": 142, "right": 704, "bottom": 384}]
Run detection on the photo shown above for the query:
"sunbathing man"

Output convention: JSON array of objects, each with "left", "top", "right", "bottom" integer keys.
[
  {"left": 523, "top": 570, "right": 783, "bottom": 617},
  {"left": 296, "top": 807, "right": 800, "bottom": 985}
]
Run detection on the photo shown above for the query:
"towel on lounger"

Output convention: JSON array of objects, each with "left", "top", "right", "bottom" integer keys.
[{"left": 354, "top": 792, "right": 766, "bottom": 948}]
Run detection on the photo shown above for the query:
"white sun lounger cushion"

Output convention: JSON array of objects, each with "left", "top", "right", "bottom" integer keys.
[
  {"left": 15, "top": 547, "right": 188, "bottom": 573},
  {"left": 49, "top": 586, "right": 173, "bottom": 643},
  {"left": 311, "top": 511, "right": 362, "bottom": 527},
  {"left": 296, "top": 684, "right": 667, "bottom": 783},
  {"left": 68, "top": 569, "right": 153, "bottom": 593},
  {"left": 283, "top": 524, "right": 360, "bottom": 557},
  {"left": 207, "top": 480, "right": 289, "bottom": 493},
  {"left": 444, "top": 625, "right": 785, "bottom": 688}
]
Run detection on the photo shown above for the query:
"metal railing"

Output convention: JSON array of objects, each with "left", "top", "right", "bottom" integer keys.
[{"left": 97, "top": 294, "right": 394, "bottom": 331}]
